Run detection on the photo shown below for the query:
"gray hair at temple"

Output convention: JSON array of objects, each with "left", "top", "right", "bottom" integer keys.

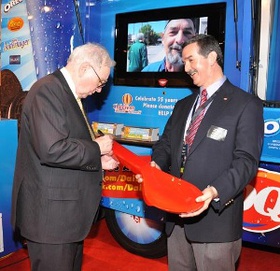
[
  {"left": 183, "top": 34, "right": 223, "bottom": 68},
  {"left": 67, "top": 42, "right": 115, "bottom": 69}
]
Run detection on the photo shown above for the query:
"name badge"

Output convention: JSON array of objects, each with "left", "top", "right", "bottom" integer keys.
[{"left": 207, "top": 125, "right": 228, "bottom": 141}]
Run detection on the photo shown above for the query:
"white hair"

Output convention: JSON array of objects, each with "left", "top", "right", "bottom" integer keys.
[{"left": 67, "top": 42, "right": 115, "bottom": 69}]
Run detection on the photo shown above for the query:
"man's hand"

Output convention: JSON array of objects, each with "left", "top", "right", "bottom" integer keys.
[
  {"left": 101, "top": 154, "right": 119, "bottom": 170},
  {"left": 179, "top": 185, "right": 218, "bottom": 218},
  {"left": 135, "top": 161, "right": 161, "bottom": 183},
  {"left": 95, "top": 135, "right": 114, "bottom": 155}
]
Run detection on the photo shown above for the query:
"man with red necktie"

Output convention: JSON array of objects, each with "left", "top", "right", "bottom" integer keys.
[{"left": 137, "top": 34, "right": 264, "bottom": 270}]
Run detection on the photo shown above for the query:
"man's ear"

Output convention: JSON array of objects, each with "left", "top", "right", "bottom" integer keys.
[
  {"left": 208, "top": 51, "right": 218, "bottom": 66},
  {"left": 78, "top": 62, "right": 88, "bottom": 77},
  {"left": 161, "top": 33, "right": 165, "bottom": 45}
]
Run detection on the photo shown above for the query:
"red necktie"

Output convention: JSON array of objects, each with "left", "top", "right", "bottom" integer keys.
[{"left": 185, "top": 89, "right": 208, "bottom": 151}]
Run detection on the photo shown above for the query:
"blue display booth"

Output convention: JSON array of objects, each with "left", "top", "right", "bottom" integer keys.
[{"left": 0, "top": 119, "right": 21, "bottom": 257}]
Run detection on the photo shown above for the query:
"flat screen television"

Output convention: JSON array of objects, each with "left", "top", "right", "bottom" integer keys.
[{"left": 113, "top": 2, "right": 226, "bottom": 88}]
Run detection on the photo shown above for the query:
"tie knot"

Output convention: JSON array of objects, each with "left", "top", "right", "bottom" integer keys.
[
  {"left": 201, "top": 89, "right": 207, "bottom": 97},
  {"left": 200, "top": 89, "right": 207, "bottom": 104}
]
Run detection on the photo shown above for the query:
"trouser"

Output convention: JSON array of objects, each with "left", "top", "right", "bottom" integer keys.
[
  {"left": 167, "top": 224, "right": 242, "bottom": 271},
  {"left": 26, "top": 239, "right": 84, "bottom": 271}
]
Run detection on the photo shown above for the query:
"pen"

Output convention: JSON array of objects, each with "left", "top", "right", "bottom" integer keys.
[{"left": 97, "top": 129, "right": 104, "bottom": 136}]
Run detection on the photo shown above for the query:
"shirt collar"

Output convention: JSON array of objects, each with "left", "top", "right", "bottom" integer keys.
[
  {"left": 60, "top": 67, "right": 77, "bottom": 99},
  {"left": 200, "top": 75, "right": 227, "bottom": 98}
]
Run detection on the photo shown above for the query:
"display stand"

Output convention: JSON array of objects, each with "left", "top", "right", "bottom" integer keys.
[
  {"left": 0, "top": 119, "right": 21, "bottom": 258},
  {"left": 115, "top": 136, "right": 156, "bottom": 147}
]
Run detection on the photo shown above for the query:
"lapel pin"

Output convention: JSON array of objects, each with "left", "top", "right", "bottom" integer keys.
[{"left": 223, "top": 97, "right": 228, "bottom": 101}]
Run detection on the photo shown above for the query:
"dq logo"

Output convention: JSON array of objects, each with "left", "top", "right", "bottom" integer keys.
[
  {"left": 243, "top": 169, "right": 280, "bottom": 232},
  {"left": 264, "top": 119, "right": 280, "bottom": 137},
  {"left": 113, "top": 93, "right": 141, "bottom": 114}
]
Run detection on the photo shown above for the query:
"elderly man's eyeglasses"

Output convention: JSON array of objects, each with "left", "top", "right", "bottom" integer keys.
[{"left": 90, "top": 65, "right": 107, "bottom": 88}]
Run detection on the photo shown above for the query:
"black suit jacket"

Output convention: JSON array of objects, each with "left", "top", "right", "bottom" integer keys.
[
  {"left": 152, "top": 80, "right": 264, "bottom": 242},
  {"left": 11, "top": 70, "right": 102, "bottom": 244}
]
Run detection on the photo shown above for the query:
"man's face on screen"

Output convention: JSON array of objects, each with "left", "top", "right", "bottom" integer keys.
[{"left": 162, "top": 19, "right": 195, "bottom": 66}]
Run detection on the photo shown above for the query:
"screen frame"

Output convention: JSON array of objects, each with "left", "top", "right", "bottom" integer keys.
[{"left": 113, "top": 2, "right": 226, "bottom": 88}]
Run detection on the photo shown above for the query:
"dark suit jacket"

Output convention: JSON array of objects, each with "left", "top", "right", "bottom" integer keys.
[
  {"left": 152, "top": 79, "right": 264, "bottom": 243},
  {"left": 11, "top": 70, "right": 103, "bottom": 244}
]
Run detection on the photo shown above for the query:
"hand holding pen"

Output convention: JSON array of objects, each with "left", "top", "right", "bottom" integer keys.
[{"left": 95, "top": 130, "right": 119, "bottom": 170}]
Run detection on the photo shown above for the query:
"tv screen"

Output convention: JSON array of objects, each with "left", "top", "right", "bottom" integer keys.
[{"left": 114, "top": 2, "right": 226, "bottom": 88}]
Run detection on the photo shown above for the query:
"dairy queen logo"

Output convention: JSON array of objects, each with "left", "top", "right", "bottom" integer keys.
[
  {"left": 243, "top": 168, "right": 280, "bottom": 233},
  {"left": 113, "top": 93, "right": 142, "bottom": 114}
]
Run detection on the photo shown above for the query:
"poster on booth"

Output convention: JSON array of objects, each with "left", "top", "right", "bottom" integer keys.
[
  {"left": 1, "top": 0, "right": 81, "bottom": 90},
  {"left": 241, "top": 107, "right": 280, "bottom": 248},
  {"left": 1, "top": 0, "right": 37, "bottom": 90},
  {"left": 102, "top": 159, "right": 147, "bottom": 217},
  {"left": 243, "top": 168, "right": 280, "bottom": 247},
  {"left": 261, "top": 107, "right": 280, "bottom": 163}
]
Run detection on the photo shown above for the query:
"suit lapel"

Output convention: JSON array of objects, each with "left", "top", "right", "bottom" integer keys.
[{"left": 187, "top": 80, "right": 233, "bottom": 156}]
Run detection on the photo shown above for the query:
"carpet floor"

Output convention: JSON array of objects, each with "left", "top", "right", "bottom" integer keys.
[{"left": 0, "top": 218, "right": 279, "bottom": 270}]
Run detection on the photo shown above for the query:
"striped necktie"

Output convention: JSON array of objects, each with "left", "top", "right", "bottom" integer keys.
[
  {"left": 77, "top": 98, "right": 95, "bottom": 140},
  {"left": 185, "top": 89, "right": 208, "bottom": 151}
]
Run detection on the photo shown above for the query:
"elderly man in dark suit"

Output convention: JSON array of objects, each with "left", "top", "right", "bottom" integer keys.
[
  {"left": 11, "top": 43, "right": 119, "bottom": 271},
  {"left": 137, "top": 34, "right": 264, "bottom": 270}
]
